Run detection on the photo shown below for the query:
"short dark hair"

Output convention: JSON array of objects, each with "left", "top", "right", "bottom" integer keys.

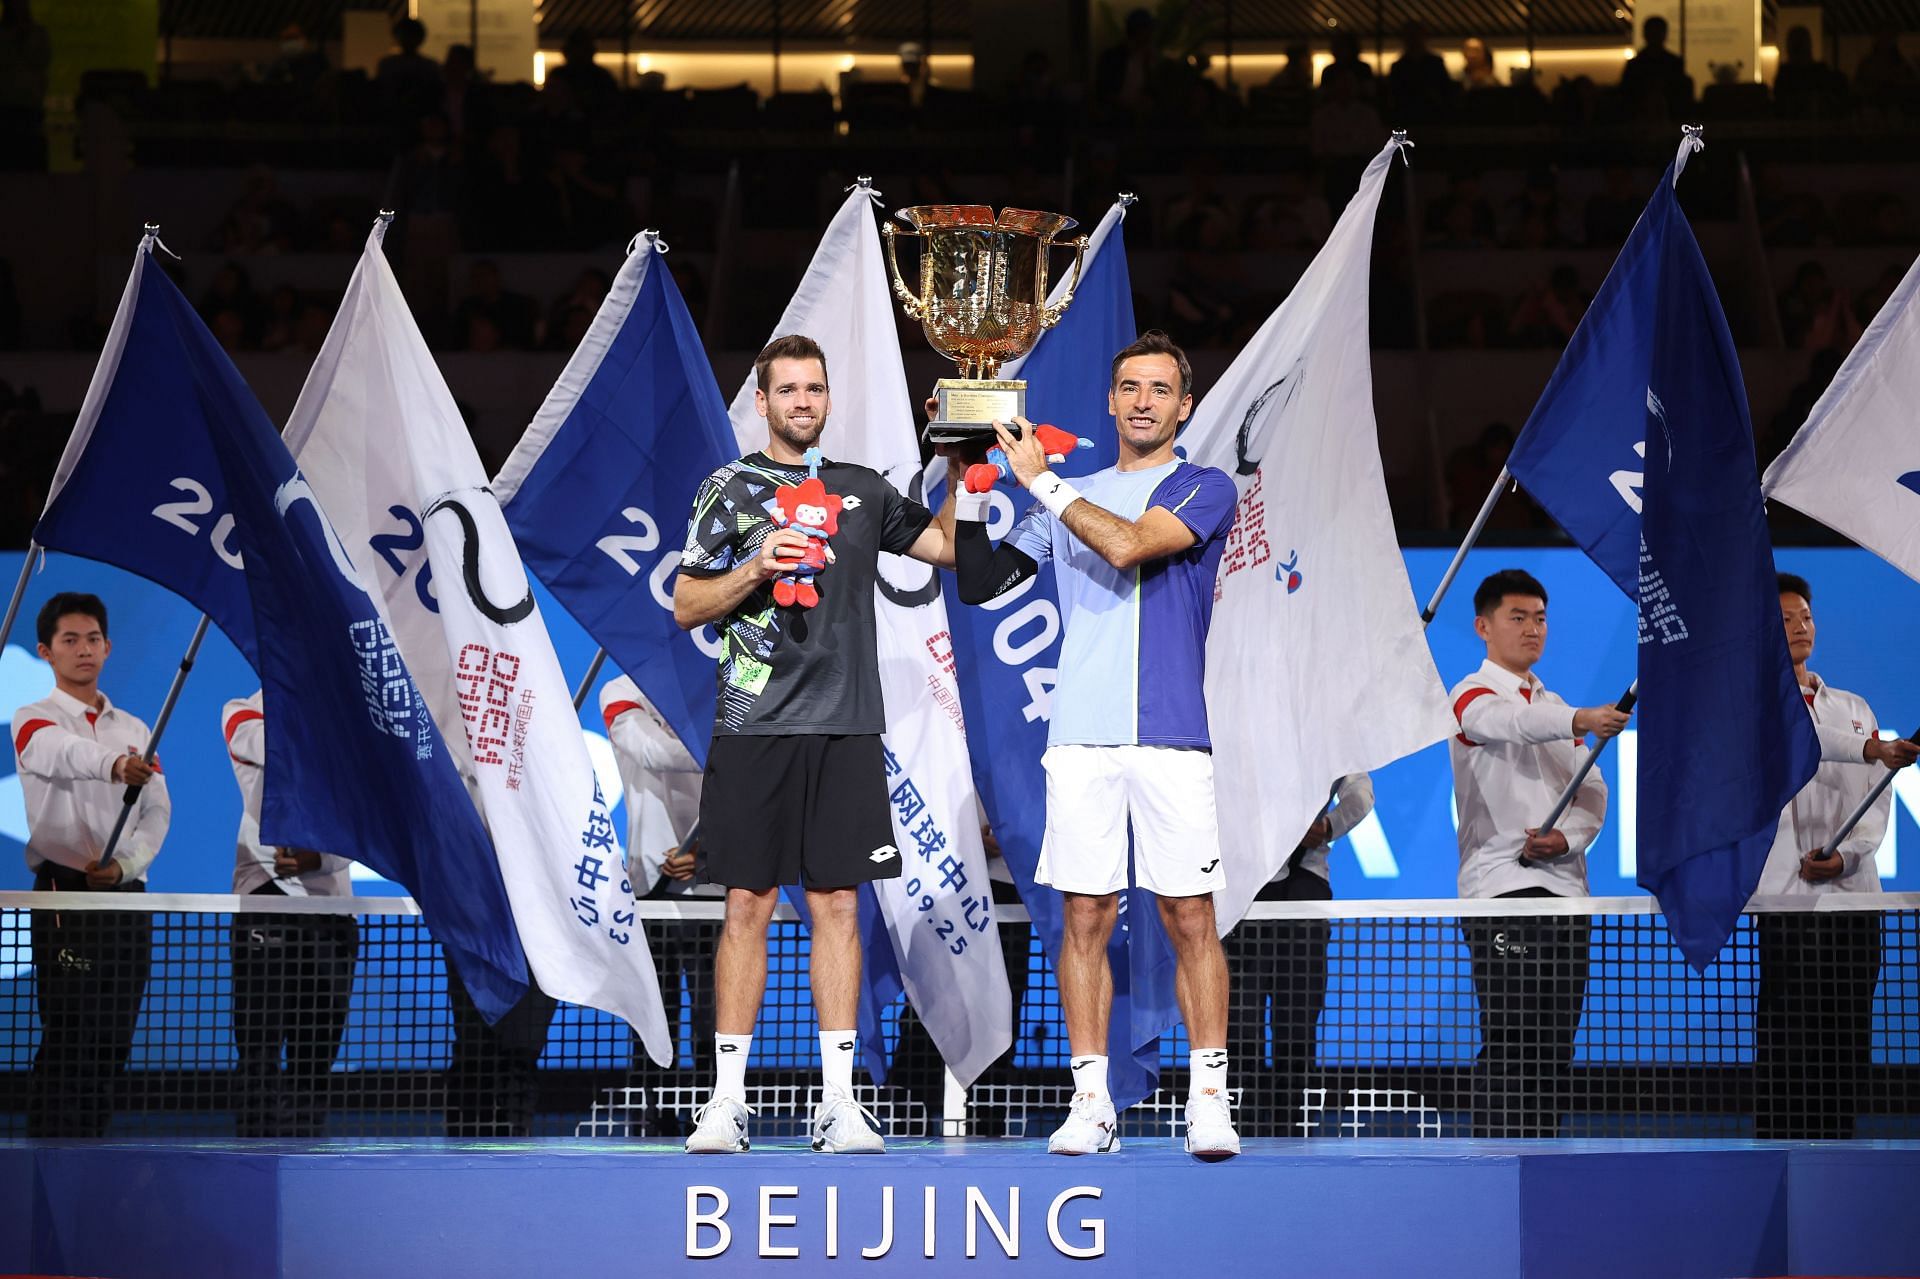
[
  {"left": 1643, "top": 15, "right": 1668, "bottom": 42},
  {"left": 1110, "top": 330, "right": 1193, "bottom": 400},
  {"left": 1473, "top": 569, "right": 1548, "bottom": 617},
  {"left": 1777, "top": 572, "right": 1811, "bottom": 606},
  {"left": 36, "top": 593, "right": 109, "bottom": 647},
  {"left": 755, "top": 334, "right": 829, "bottom": 394}
]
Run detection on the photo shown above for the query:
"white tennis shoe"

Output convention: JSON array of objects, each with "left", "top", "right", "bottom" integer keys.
[
  {"left": 685, "top": 1095, "right": 751, "bottom": 1154},
  {"left": 1184, "top": 1089, "right": 1240, "bottom": 1160},
  {"left": 1048, "top": 1093, "right": 1121, "bottom": 1155},
  {"left": 811, "top": 1087, "right": 886, "bottom": 1153}
]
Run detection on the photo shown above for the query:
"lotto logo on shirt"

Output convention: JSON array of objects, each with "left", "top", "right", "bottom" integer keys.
[{"left": 455, "top": 643, "right": 524, "bottom": 767}]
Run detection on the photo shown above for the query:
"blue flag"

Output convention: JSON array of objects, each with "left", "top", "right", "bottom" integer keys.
[
  {"left": 938, "top": 202, "right": 1177, "bottom": 1106},
  {"left": 1505, "top": 139, "right": 1819, "bottom": 967},
  {"left": 34, "top": 238, "right": 527, "bottom": 1015},
  {"left": 494, "top": 235, "right": 739, "bottom": 764}
]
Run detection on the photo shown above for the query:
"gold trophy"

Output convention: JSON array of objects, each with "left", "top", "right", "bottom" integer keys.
[{"left": 882, "top": 205, "right": 1087, "bottom": 444}]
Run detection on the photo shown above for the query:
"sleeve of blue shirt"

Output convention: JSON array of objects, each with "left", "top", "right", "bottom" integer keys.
[
  {"left": 1154, "top": 465, "right": 1238, "bottom": 546},
  {"left": 1005, "top": 503, "right": 1055, "bottom": 566}
]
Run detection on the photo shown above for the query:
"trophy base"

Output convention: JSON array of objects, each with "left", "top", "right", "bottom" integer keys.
[{"left": 923, "top": 379, "right": 1025, "bottom": 445}]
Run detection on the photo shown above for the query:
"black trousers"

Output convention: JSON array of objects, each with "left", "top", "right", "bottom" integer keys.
[
  {"left": 445, "top": 964, "right": 558, "bottom": 1138},
  {"left": 1755, "top": 912, "right": 1882, "bottom": 1140},
  {"left": 1225, "top": 869, "right": 1332, "bottom": 1136},
  {"left": 229, "top": 884, "right": 359, "bottom": 1138},
  {"left": 29, "top": 866, "right": 152, "bottom": 1138},
  {"left": 1462, "top": 888, "right": 1590, "bottom": 1138}
]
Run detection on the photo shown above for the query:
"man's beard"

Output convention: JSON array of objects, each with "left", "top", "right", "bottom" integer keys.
[{"left": 769, "top": 406, "right": 825, "bottom": 452}]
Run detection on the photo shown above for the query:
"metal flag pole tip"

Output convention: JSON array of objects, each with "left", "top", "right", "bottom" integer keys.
[
  {"left": 1118, "top": 191, "right": 1138, "bottom": 207},
  {"left": 377, "top": 209, "right": 396, "bottom": 223}
]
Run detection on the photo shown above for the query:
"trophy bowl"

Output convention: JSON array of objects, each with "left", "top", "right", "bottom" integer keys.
[{"left": 882, "top": 205, "right": 1087, "bottom": 445}]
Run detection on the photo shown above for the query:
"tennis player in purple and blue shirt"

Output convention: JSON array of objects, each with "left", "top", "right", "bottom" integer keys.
[{"left": 951, "top": 330, "right": 1242, "bottom": 1159}]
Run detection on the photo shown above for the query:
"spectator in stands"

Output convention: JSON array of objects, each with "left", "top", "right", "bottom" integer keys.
[
  {"left": 1311, "top": 62, "right": 1386, "bottom": 212},
  {"left": 1752, "top": 164, "right": 1832, "bottom": 246},
  {"left": 1460, "top": 38, "right": 1499, "bottom": 92},
  {"left": 1853, "top": 262, "right": 1906, "bottom": 330},
  {"left": 1425, "top": 171, "right": 1496, "bottom": 248},
  {"left": 1226, "top": 775, "right": 1371, "bottom": 1136},
  {"left": 545, "top": 29, "right": 618, "bottom": 122},
  {"left": 1854, "top": 26, "right": 1916, "bottom": 117},
  {"left": 15, "top": 592, "right": 171, "bottom": 1138},
  {"left": 535, "top": 136, "right": 629, "bottom": 251},
  {"left": 453, "top": 259, "right": 536, "bottom": 350},
  {"left": 1773, "top": 25, "right": 1849, "bottom": 120},
  {"left": 1243, "top": 169, "right": 1332, "bottom": 251},
  {"left": 1509, "top": 263, "right": 1589, "bottom": 346},
  {"left": 1321, "top": 31, "right": 1376, "bottom": 100},
  {"left": 213, "top": 167, "right": 300, "bottom": 256},
  {"left": 376, "top": 17, "right": 444, "bottom": 127},
  {"left": 221, "top": 693, "right": 359, "bottom": 1139},
  {"left": 1095, "top": 6, "right": 1169, "bottom": 120},
  {"left": 1444, "top": 423, "right": 1543, "bottom": 529},
  {"left": 1618, "top": 17, "right": 1692, "bottom": 119},
  {"left": 257, "top": 284, "right": 302, "bottom": 353},
  {"left": 199, "top": 262, "right": 260, "bottom": 348},
  {"left": 1387, "top": 22, "right": 1453, "bottom": 122},
  {"left": 1164, "top": 154, "right": 1238, "bottom": 251},
  {"left": 386, "top": 111, "right": 465, "bottom": 222},
  {"left": 1449, "top": 569, "right": 1624, "bottom": 1137},
  {"left": 545, "top": 267, "right": 610, "bottom": 351},
  {"left": 264, "top": 23, "right": 328, "bottom": 95},
  {"left": 442, "top": 43, "right": 494, "bottom": 154},
  {"left": 1751, "top": 575, "right": 1917, "bottom": 1139},
  {"left": 1584, "top": 164, "right": 1643, "bottom": 246},
  {"left": 602, "top": 677, "right": 721, "bottom": 1138},
  {"left": 1761, "top": 346, "right": 1843, "bottom": 477},
  {"left": 0, "top": 0, "right": 50, "bottom": 134},
  {"left": 1778, "top": 260, "right": 1860, "bottom": 351},
  {"left": 1503, "top": 169, "right": 1568, "bottom": 248},
  {"left": 467, "top": 122, "right": 540, "bottom": 250},
  {"left": 1268, "top": 40, "right": 1315, "bottom": 98}
]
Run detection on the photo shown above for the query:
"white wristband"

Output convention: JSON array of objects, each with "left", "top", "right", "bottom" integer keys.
[
  {"left": 955, "top": 490, "right": 992, "bottom": 523},
  {"left": 1030, "top": 471, "right": 1082, "bottom": 520}
]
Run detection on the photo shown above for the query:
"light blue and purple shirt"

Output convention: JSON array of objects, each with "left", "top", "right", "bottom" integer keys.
[{"left": 1008, "top": 457, "right": 1238, "bottom": 749}]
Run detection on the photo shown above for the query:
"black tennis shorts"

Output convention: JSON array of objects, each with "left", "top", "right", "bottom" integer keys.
[{"left": 696, "top": 734, "right": 902, "bottom": 891}]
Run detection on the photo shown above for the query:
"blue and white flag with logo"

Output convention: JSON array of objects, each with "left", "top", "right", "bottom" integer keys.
[
  {"left": 33, "top": 232, "right": 526, "bottom": 1017},
  {"left": 1182, "top": 136, "right": 1455, "bottom": 934},
  {"left": 1763, "top": 250, "right": 1920, "bottom": 584},
  {"left": 495, "top": 234, "right": 739, "bottom": 764},
  {"left": 725, "top": 183, "right": 1011, "bottom": 1087},
  {"left": 1507, "top": 133, "right": 1819, "bottom": 967},
  {"left": 930, "top": 197, "right": 1175, "bottom": 1108},
  {"left": 283, "top": 219, "right": 671, "bottom": 1061}
]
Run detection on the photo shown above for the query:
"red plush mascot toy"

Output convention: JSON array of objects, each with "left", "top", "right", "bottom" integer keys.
[{"left": 768, "top": 450, "right": 843, "bottom": 609}]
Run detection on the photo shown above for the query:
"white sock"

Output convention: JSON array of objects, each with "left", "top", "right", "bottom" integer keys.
[
  {"left": 714, "top": 1033, "right": 751, "bottom": 1103},
  {"left": 820, "top": 1029, "right": 857, "bottom": 1096},
  {"left": 1070, "top": 1053, "right": 1110, "bottom": 1102},
  {"left": 1190, "top": 1048, "right": 1229, "bottom": 1100}
]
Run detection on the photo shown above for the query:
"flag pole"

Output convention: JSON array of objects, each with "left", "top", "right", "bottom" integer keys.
[
  {"left": 96, "top": 615, "right": 210, "bottom": 871},
  {"left": 0, "top": 543, "right": 43, "bottom": 655},
  {"left": 1815, "top": 724, "right": 1919, "bottom": 861},
  {"left": 1420, "top": 467, "right": 1511, "bottom": 624},
  {"left": 571, "top": 646, "right": 608, "bottom": 712},
  {"left": 1520, "top": 681, "right": 1638, "bottom": 859}
]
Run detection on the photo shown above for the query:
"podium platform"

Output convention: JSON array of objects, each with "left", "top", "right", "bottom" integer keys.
[{"left": 8, "top": 1137, "right": 1920, "bottom": 1277}]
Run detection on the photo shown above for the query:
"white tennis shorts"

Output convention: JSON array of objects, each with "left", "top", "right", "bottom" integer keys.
[{"left": 1035, "top": 744, "right": 1224, "bottom": 897}]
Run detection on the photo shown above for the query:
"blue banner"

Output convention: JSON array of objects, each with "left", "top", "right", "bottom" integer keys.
[
  {"left": 1504, "top": 156, "right": 1820, "bottom": 966},
  {"left": 939, "top": 210, "right": 1177, "bottom": 1106},
  {"left": 496, "top": 240, "right": 739, "bottom": 765},
  {"left": 31, "top": 245, "right": 527, "bottom": 1018}
]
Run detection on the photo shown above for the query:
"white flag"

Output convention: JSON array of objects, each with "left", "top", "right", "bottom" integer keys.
[
  {"left": 1762, "top": 252, "right": 1920, "bottom": 584},
  {"left": 284, "top": 220, "right": 671, "bottom": 1064},
  {"left": 1180, "top": 137, "right": 1455, "bottom": 931},
  {"left": 725, "top": 183, "right": 1011, "bottom": 1086}
]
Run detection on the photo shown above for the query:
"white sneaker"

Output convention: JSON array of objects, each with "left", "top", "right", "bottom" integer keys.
[
  {"left": 1048, "top": 1093, "right": 1120, "bottom": 1155},
  {"left": 811, "top": 1087, "right": 886, "bottom": 1153},
  {"left": 685, "top": 1096, "right": 751, "bottom": 1153},
  {"left": 1184, "top": 1089, "right": 1240, "bottom": 1160}
]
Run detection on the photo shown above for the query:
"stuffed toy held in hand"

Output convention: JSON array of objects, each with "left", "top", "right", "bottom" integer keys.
[
  {"left": 964, "top": 423, "right": 1095, "bottom": 493},
  {"left": 768, "top": 447, "right": 842, "bottom": 609}
]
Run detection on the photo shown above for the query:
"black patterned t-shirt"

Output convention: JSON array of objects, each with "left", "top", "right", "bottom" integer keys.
[{"left": 679, "top": 452, "right": 933, "bottom": 736}]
